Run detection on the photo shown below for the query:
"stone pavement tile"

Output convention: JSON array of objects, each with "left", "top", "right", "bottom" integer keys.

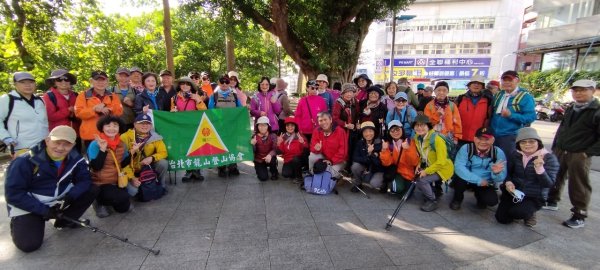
[
  {"left": 270, "top": 262, "right": 335, "bottom": 270},
  {"left": 340, "top": 190, "right": 400, "bottom": 210},
  {"left": 224, "top": 183, "right": 265, "bottom": 199},
  {"left": 382, "top": 245, "right": 456, "bottom": 267},
  {"left": 214, "top": 214, "right": 268, "bottom": 239},
  {"left": 164, "top": 216, "right": 218, "bottom": 232},
  {"left": 117, "top": 221, "right": 169, "bottom": 242},
  {"left": 392, "top": 207, "right": 462, "bottom": 233},
  {"left": 220, "top": 197, "right": 266, "bottom": 216},
  {"left": 73, "top": 255, "right": 146, "bottom": 270},
  {"left": 304, "top": 193, "right": 352, "bottom": 212},
  {"left": 205, "top": 247, "right": 270, "bottom": 269},
  {"left": 312, "top": 210, "right": 366, "bottom": 236},
  {"left": 457, "top": 226, "right": 545, "bottom": 250},
  {"left": 377, "top": 230, "right": 436, "bottom": 249},
  {"left": 322, "top": 234, "right": 394, "bottom": 269},
  {"left": 268, "top": 236, "right": 331, "bottom": 265},
  {"left": 0, "top": 237, "right": 27, "bottom": 262},
  {"left": 266, "top": 207, "right": 313, "bottom": 226},
  {"left": 210, "top": 235, "right": 268, "bottom": 251},
  {"left": 2, "top": 255, "right": 82, "bottom": 270},
  {"left": 29, "top": 229, "right": 101, "bottom": 257},
  {"left": 141, "top": 260, "right": 207, "bottom": 270},
  {"left": 142, "top": 250, "right": 209, "bottom": 269},
  {"left": 267, "top": 221, "right": 320, "bottom": 239},
  {"left": 154, "top": 229, "right": 213, "bottom": 253}
]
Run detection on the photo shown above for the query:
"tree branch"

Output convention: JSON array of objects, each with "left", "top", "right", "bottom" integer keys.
[
  {"left": 11, "top": 0, "right": 34, "bottom": 70},
  {"left": 330, "top": 2, "right": 366, "bottom": 34},
  {"left": 231, "top": 0, "right": 274, "bottom": 32}
]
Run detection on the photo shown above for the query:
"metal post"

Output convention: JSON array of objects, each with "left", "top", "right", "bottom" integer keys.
[{"left": 389, "top": 15, "right": 397, "bottom": 82}]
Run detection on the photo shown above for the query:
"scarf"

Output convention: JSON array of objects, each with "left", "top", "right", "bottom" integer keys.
[
  {"left": 573, "top": 101, "right": 591, "bottom": 112},
  {"left": 434, "top": 98, "right": 449, "bottom": 108},
  {"left": 518, "top": 148, "right": 549, "bottom": 174},
  {"left": 466, "top": 91, "right": 482, "bottom": 105},
  {"left": 100, "top": 133, "right": 121, "bottom": 151}
]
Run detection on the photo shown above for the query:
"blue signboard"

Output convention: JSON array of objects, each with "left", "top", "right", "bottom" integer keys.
[{"left": 381, "top": 57, "right": 491, "bottom": 79}]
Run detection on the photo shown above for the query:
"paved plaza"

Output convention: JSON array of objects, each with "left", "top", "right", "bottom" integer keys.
[{"left": 1, "top": 121, "right": 599, "bottom": 269}]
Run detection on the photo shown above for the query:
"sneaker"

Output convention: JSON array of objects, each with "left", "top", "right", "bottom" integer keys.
[
  {"left": 449, "top": 201, "right": 461, "bottom": 210},
  {"left": 93, "top": 202, "right": 110, "bottom": 218},
  {"left": 182, "top": 172, "right": 194, "bottom": 182},
  {"left": 421, "top": 200, "right": 438, "bottom": 212},
  {"left": 525, "top": 213, "right": 537, "bottom": 227},
  {"left": 563, "top": 216, "right": 585, "bottom": 229},
  {"left": 434, "top": 189, "right": 443, "bottom": 198},
  {"left": 542, "top": 201, "right": 558, "bottom": 211},
  {"left": 53, "top": 219, "right": 78, "bottom": 230},
  {"left": 228, "top": 167, "right": 240, "bottom": 176},
  {"left": 271, "top": 173, "right": 279, "bottom": 180},
  {"left": 218, "top": 168, "right": 227, "bottom": 178},
  {"left": 379, "top": 185, "right": 388, "bottom": 194},
  {"left": 192, "top": 171, "right": 205, "bottom": 181},
  {"left": 293, "top": 178, "right": 303, "bottom": 184}
]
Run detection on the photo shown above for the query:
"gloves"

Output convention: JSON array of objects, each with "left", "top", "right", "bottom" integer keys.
[
  {"left": 61, "top": 195, "right": 74, "bottom": 210},
  {"left": 43, "top": 205, "right": 62, "bottom": 220}
]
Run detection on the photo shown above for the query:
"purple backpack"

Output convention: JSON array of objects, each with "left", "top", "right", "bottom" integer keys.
[{"left": 304, "top": 171, "right": 336, "bottom": 195}]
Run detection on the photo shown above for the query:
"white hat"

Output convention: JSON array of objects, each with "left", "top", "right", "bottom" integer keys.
[
  {"left": 228, "top": 71, "right": 240, "bottom": 82},
  {"left": 48, "top": 125, "right": 77, "bottom": 144},
  {"left": 316, "top": 74, "right": 328, "bottom": 84},
  {"left": 572, "top": 79, "right": 596, "bottom": 89},
  {"left": 256, "top": 116, "right": 270, "bottom": 126},
  {"left": 387, "top": 120, "right": 403, "bottom": 129},
  {"left": 468, "top": 74, "right": 486, "bottom": 85}
]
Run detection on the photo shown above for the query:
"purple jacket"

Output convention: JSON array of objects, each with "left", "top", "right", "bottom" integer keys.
[{"left": 250, "top": 91, "right": 283, "bottom": 131}]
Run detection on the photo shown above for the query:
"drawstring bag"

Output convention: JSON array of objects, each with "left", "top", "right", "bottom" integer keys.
[{"left": 136, "top": 165, "right": 165, "bottom": 202}]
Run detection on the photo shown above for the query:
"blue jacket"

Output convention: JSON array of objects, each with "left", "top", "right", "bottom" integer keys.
[
  {"left": 4, "top": 141, "right": 91, "bottom": 217},
  {"left": 318, "top": 91, "right": 334, "bottom": 112},
  {"left": 454, "top": 144, "right": 507, "bottom": 186},
  {"left": 385, "top": 105, "right": 417, "bottom": 138},
  {"left": 490, "top": 88, "right": 536, "bottom": 136}
]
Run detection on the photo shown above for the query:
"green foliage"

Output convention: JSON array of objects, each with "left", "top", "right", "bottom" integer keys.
[
  {"left": 519, "top": 69, "right": 600, "bottom": 98},
  {"left": 0, "top": 1, "right": 285, "bottom": 94}
]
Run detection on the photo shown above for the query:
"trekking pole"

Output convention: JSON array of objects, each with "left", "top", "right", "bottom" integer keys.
[
  {"left": 385, "top": 181, "right": 416, "bottom": 231},
  {"left": 332, "top": 167, "right": 370, "bottom": 199},
  {"left": 59, "top": 215, "right": 160, "bottom": 255}
]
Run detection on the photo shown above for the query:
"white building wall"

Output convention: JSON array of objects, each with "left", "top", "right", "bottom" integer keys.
[{"left": 365, "top": 0, "right": 527, "bottom": 84}]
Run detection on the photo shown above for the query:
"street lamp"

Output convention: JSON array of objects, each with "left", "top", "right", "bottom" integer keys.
[
  {"left": 389, "top": 14, "right": 416, "bottom": 82},
  {"left": 276, "top": 39, "right": 282, "bottom": 78}
]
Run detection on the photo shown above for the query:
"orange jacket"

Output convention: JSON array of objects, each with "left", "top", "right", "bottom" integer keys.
[
  {"left": 423, "top": 100, "right": 462, "bottom": 140},
  {"left": 75, "top": 88, "right": 123, "bottom": 140},
  {"left": 379, "top": 140, "right": 420, "bottom": 181}
]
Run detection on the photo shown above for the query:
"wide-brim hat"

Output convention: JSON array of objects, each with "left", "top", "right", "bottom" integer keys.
[
  {"left": 360, "top": 121, "right": 376, "bottom": 132},
  {"left": 467, "top": 74, "right": 486, "bottom": 86},
  {"left": 353, "top": 74, "right": 372, "bottom": 86},
  {"left": 45, "top": 69, "right": 77, "bottom": 86},
  {"left": 316, "top": 74, "right": 329, "bottom": 84},
  {"left": 176, "top": 76, "right": 199, "bottom": 93},
  {"left": 256, "top": 116, "right": 270, "bottom": 126},
  {"left": 366, "top": 85, "right": 384, "bottom": 97},
  {"left": 516, "top": 127, "right": 541, "bottom": 143},
  {"left": 341, "top": 83, "right": 357, "bottom": 94}
]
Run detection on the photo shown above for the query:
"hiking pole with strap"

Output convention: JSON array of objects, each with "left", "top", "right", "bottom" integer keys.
[
  {"left": 331, "top": 167, "right": 370, "bottom": 199},
  {"left": 58, "top": 215, "right": 161, "bottom": 255},
  {"left": 385, "top": 181, "right": 416, "bottom": 231}
]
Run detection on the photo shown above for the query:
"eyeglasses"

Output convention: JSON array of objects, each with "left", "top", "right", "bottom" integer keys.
[
  {"left": 202, "top": 77, "right": 209, "bottom": 81},
  {"left": 390, "top": 128, "right": 403, "bottom": 133},
  {"left": 56, "top": 77, "right": 70, "bottom": 82},
  {"left": 518, "top": 139, "right": 538, "bottom": 145},
  {"left": 191, "top": 76, "right": 200, "bottom": 80},
  {"left": 395, "top": 99, "right": 407, "bottom": 103}
]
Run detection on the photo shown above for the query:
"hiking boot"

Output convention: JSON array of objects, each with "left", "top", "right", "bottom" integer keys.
[
  {"left": 54, "top": 219, "right": 78, "bottom": 230},
  {"left": 379, "top": 185, "right": 388, "bottom": 194},
  {"left": 524, "top": 213, "right": 537, "bottom": 227},
  {"left": 421, "top": 200, "right": 438, "bottom": 212},
  {"left": 434, "top": 189, "right": 443, "bottom": 198},
  {"left": 293, "top": 177, "right": 303, "bottom": 184},
  {"left": 271, "top": 173, "right": 279, "bottom": 180},
  {"left": 563, "top": 216, "right": 585, "bottom": 229},
  {"left": 449, "top": 201, "right": 461, "bottom": 210},
  {"left": 542, "top": 201, "right": 558, "bottom": 211},
  {"left": 192, "top": 170, "right": 205, "bottom": 181},
  {"left": 218, "top": 168, "right": 227, "bottom": 178},
  {"left": 351, "top": 184, "right": 363, "bottom": 193},
  {"left": 182, "top": 172, "right": 194, "bottom": 182},
  {"left": 228, "top": 167, "right": 240, "bottom": 176},
  {"left": 93, "top": 202, "right": 110, "bottom": 218}
]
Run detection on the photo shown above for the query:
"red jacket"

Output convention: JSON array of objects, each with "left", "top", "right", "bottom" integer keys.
[
  {"left": 42, "top": 88, "right": 80, "bottom": 134},
  {"left": 332, "top": 98, "right": 359, "bottom": 130},
  {"left": 456, "top": 94, "right": 492, "bottom": 142},
  {"left": 253, "top": 133, "right": 277, "bottom": 163},
  {"left": 278, "top": 133, "right": 308, "bottom": 163},
  {"left": 310, "top": 126, "right": 347, "bottom": 165}
]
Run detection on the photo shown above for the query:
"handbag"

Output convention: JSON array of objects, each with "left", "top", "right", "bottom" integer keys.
[
  {"left": 109, "top": 149, "right": 128, "bottom": 188},
  {"left": 136, "top": 165, "right": 165, "bottom": 202}
]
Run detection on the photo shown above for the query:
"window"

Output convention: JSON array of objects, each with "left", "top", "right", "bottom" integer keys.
[
  {"left": 394, "top": 16, "right": 496, "bottom": 32},
  {"left": 541, "top": 50, "right": 577, "bottom": 71}
]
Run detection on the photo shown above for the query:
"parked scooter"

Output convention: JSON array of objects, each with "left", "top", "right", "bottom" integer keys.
[
  {"left": 535, "top": 101, "right": 551, "bottom": 121},
  {"left": 550, "top": 102, "right": 567, "bottom": 122}
]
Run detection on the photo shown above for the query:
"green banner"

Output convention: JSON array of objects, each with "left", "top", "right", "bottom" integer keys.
[{"left": 153, "top": 108, "right": 253, "bottom": 170}]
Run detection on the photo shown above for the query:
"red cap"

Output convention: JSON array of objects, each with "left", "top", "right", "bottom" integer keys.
[{"left": 489, "top": 80, "right": 500, "bottom": 87}]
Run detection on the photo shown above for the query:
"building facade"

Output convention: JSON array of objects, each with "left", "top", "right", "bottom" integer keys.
[
  {"left": 367, "top": 0, "right": 528, "bottom": 88},
  {"left": 519, "top": 0, "right": 600, "bottom": 72}
]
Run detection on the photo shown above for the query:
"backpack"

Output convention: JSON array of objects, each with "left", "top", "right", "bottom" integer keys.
[
  {"left": 214, "top": 91, "right": 239, "bottom": 107},
  {"left": 46, "top": 91, "right": 78, "bottom": 112},
  {"left": 1, "top": 94, "right": 41, "bottom": 152},
  {"left": 304, "top": 171, "right": 336, "bottom": 195},
  {"left": 429, "top": 131, "right": 457, "bottom": 160},
  {"left": 136, "top": 165, "right": 165, "bottom": 202},
  {"left": 465, "top": 143, "right": 497, "bottom": 167},
  {"left": 493, "top": 90, "right": 528, "bottom": 112}
]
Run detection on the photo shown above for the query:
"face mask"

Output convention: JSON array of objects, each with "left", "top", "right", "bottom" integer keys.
[{"left": 510, "top": 189, "right": 525, "bottom": 203}]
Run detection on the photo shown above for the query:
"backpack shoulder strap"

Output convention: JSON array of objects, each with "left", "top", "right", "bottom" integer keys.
[
  {"left": 491, "top": 146, "right": 497, "bottom": 163},
  {"left": 429, "top": 132, "right": 437, "bottom": 153},
  {"left": 4, "top": 95, "right": 15, "bottom": 129},
  {"left": 455, "top": 95, "right": 464, "bottom": 107}
]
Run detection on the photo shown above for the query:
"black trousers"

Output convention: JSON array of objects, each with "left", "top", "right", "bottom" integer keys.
[
  {"left": 95, "top": 184, "right": 131, "bottom": 213},
  {"left": 254, "top": 158, "right": 278, "bottom": 181},
  {"left": 282, "top": 156, "right": 304, "bottom": 179},
  {"left": 451, "top": 177, "right": 498, "bottom": 207},
  {"left": 495, "top": 188, "right": 542, "bottom": 224},
  {"left": 10, "top": 188, "right": 97, "bottom": 252}
]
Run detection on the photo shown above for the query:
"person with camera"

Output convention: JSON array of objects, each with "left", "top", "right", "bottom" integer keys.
[
  {"left": 495, "top": 127, "right": 559, "bottom": 227},
  {"left": 5, "top": 126, "right": 96, "bottom": 252}
]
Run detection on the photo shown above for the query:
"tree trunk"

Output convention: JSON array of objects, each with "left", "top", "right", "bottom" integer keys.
[
  {"left": 226, "top": 31, "right": 235, "bottom": 72},
  {"left": 8, "top": 0, "right": 34, "bottom": 70},
  {"left": 296, "top": 70, "right": 305, "bottom": 95},
  {"left": 162, "top": 0, "right": 175, "bottom": 75}
]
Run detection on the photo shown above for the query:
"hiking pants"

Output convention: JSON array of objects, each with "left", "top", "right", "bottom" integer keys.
[
  {"left": 95, "top": 184, "right": 131, "bottom": 213},
  {"left": 548, "top": 151, "right": 592, "bottom": 218},
  {"left": 495, "top": 189, "right": 542, "bottom": 224},
  {"left": 451, "top": 177, "right": 498, "bottom": 207},
  {"left": 254, "top": 158, "right": 278, "bottom": 181}
]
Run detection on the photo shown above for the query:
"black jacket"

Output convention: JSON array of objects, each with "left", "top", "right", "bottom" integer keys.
[
  {"left": 352, "top": 138, "right": 384, "bottom": 173},
  {"left": 552, "top": 99, "right": 600, "bottom": 156},
  {"left": 506, "top": 151, "right": 559, "bottom": 200},
  {"left": 134, "top": 88, "right": 169, "bottom": 115}
]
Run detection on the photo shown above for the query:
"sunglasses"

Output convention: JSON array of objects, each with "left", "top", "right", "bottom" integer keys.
[
  {"left": 56, "top": 77, "right": 70, "bottom": 82},
  {"left": 179, "top": 82, "right": 192, "bottom": 87},
  {"left": 219, "top": 79, "right": 230, "bottom": 84},
  {"left": 202, "top": 77, "right": 209, "bottom": 81},
  {"left": 308, "top": 86, "right": 318, "bottom": 90},
  {"left": 191, "top": 76, "right": 200, "bottom": 80}
]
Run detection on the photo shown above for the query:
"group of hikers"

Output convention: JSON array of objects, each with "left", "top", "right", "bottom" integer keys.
[{"left": 2, "top": 67, "right": 599, "bottom": 253}]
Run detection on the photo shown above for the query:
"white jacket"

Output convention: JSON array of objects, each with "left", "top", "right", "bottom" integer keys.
[{"left": 0, "top": 91, "right": 49, "bottom": 150}]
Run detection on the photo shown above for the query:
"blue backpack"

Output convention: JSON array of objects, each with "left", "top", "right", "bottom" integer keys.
[{"left": 304, "top": 171, "right": 336, "bottom": 195}]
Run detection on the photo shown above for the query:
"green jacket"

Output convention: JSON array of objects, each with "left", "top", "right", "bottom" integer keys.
[
  {"left": 415, "top": 129, "right": 454, "bottom": 181},
  {"left": 553, "top": 98, "right": 600, "bottom": 156}
]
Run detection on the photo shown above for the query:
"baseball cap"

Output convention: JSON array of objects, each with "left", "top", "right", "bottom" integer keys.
[
  {"left": 394, "top": 92, "right": 408, "bottom": 101},
  {"left": 501, "top": 70, "right": 519, "bottom": 80},
  {"left": 488, "top": 80, "right": 500, "bottom": 87},
  {"left": 417, "top": 83, "right": 425, "bottom": 90},
  {"left": 91, "top": 70, "right": 108, "bottom": 80},
  {"left": 387, "top": 120, "right": 403, "bottom": 129},
  {"left": 135, "top": 114, "right": 152, "bottom": 124},
  {"left": 159, "top": 69, "right": 172, "bottom": 76},
  {"left": 475, "top": 127, "right": 494, "bottom": 139},
  {"left": 116, "top": 67, "right": 130, "bottom": 75},
  {"left": 571, "top": 79, "right": 596, "bottom": 88},
  {"left": 130, "top": 67, "right": 143, "bottom": 74},
  {"left": 13, "top": 72, "right": 35, "bottom": 82},
  {"left": 48, "top": 125, "right": 77, "bottom": 144}
]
